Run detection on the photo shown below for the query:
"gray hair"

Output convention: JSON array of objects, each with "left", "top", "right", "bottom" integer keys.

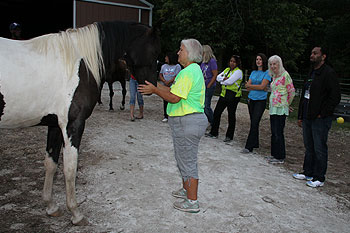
[
  {"left": 181, "top": 39, "right": 203, "bottom": 63},
  {"left": 268, "top": 55, "right": 286, "bottom": 77}
]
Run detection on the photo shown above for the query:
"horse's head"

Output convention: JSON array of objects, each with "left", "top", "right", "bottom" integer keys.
[{"left": 125, "top": 26, "right": 161, "bottom": 86}]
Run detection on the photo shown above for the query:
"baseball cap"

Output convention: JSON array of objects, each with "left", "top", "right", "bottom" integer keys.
[{"left": 9, "top": 22, "right": 21, "bottom": 30}]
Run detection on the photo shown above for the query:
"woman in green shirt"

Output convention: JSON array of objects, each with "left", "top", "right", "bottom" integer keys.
[{"left": 138, "top": 39, "right": 207, "bottom": 213}]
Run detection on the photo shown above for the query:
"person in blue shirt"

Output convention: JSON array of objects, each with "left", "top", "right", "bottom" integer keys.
[{"left": 242, "top": 53, "right": 271, "bottom": 153}]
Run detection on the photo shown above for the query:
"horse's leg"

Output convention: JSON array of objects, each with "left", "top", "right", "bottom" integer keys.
[
  {"left": 120, "top": 79, "right": 126, "bottom": 110},
  {"left": 97, "top": 80, "right": 104, "bottom": 105},
  {"left": 108, "top": 81, "right": 114, "bottom": 111},
  {"left": 61, "top": 119, "right": 87, "bottom": 225},
  {"left": 43, "top": 126, "right": 63, "bottom": 217}
]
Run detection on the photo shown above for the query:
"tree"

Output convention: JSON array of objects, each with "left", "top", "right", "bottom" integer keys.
[{"left": 151, "top": 0, "right": 318, "bottom": 73}]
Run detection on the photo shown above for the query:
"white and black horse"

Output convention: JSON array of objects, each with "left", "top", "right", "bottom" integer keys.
[{"left": 0, "top": 21, "right": 160, "bottom": 225}]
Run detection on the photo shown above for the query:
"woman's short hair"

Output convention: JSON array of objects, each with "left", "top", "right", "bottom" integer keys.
[
  {"left": 202, "top": 45, "right": 216, "bottom": 63},
  {"left": 253, "top": 53, "right": 268, "bottom": 71},
  {"left": 268, "top": 55, "right": 286, "bottom": 77},
  {"left": 181, "top": 39, "right": 203, "bottom": 63}
]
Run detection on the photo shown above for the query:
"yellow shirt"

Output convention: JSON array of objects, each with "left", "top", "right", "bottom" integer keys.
[{"left": 167, "top": 63, "right": 205, "bottom": 117}]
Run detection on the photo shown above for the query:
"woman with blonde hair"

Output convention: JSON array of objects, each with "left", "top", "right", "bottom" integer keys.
[
  {"left": 267, "top": 55, "right": 295, "bottom": 164},
  {"left": 200, "top": 45, "right": 218, "bottom": 126}
]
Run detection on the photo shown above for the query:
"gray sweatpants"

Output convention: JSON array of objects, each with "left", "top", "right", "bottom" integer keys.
[{"left": 168, "top": 113, "right": 208, "bottom": 181}]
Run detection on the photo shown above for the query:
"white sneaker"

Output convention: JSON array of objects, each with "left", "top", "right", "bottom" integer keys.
[
  {"left": 162, "top": 118, "right": 168, "bottom": 123},
  {"left": 293, "top": 173, "right": 313, "bottom": 181},
  {"left": 306, "top": 180, "right": 324, "bottom": 188}
]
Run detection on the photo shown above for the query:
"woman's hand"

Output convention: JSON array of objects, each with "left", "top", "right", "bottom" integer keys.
[
  {"left": 245, "top": 81, "right": 251, "bottom": 90},
  {"left": 298, "top": 120, "right": 303, "bottom": 127},
  {"left": 138, "top": 81, "right": 156, "bottom": 95}
]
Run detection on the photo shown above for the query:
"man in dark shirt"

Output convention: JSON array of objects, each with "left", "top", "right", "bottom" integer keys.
[{"left": 293, "top": 46, "right": 341, "bottom": 188}]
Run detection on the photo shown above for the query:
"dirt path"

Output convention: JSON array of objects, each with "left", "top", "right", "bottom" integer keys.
[{"left": 1, "top": 84, "right": 349, "bottom": 232}]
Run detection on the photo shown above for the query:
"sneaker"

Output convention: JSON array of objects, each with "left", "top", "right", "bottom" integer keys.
[
  {"left": 292, "top": 173, "right": 313, "bottom": 181},
  {"left": 162, "top": 118, "right": 168, "bottom": 123},
  {"left": 268, "top": 158, "right": 285, "bottom": 164},
  {"left": 223, "top": 137, "right": 232, "bottom": 143},
  {"left": 205, "top": 132, "right": 218, "bottom": 139},
  {"left": 306, "top": 179, "right": 324, "bottom": 188},
  {"left": 241, "top": 148, "right": 252, "bottom": 154},
  {"left": 173, "top": 199, "right": 200, "bottom": 213},
  {"left": 264, "top": 155, "right": 274, "bottom": 160},
  {"left": 171, "top": 188, "right": 187, "bottom": 199}
]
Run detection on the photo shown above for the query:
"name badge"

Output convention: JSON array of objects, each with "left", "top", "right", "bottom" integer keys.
[{"left": 304, "top": 90, "right": 310, "bottom": 99}]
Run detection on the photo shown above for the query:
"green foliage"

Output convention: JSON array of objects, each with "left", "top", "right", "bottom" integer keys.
[
  {"left": 150, "top": 0, "right": 349, "bottom": 81},
  {"left": 240, "top": 0, "right": 315, "bottom": 71},
  {"left": 153, "top": 0, "right": 245, "bottom": 54}
]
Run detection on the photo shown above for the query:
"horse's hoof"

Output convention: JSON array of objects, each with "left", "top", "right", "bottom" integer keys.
[
  {"left": 73, "top": 217, "right": 89, "bottom": 226},
  {"left": 109, "top": 108, "right": 114, "bottom": 112},
  {"left": 120, "top": 106, "right": 125, "bottom": 110},
  {"left": 47, "top": 207, "right": 63, "bottom": 217}
]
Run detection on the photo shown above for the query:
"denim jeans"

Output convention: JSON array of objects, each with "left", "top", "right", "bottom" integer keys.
[
  {"left": 302, "top": 117, "right": 332, "bottom": 182},
  {"left": 245, "top": 99, "right": 266, "bottom": 151},
  {"left": 270, "top": 115, "right": 286, "bottom": 160},
  {"left": 129, "top": 78, "right": 144, "bottom": 106},
  {"left": 210, "top": 90, "right": 240, "bottom": 140},
  {"left": 204, "top": 85, "right": 216, "bottom": 125}
]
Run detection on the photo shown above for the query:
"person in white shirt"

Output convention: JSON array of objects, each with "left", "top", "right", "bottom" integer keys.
[{"left": 159, "top": 52, "right": 182, "bottom": 122}]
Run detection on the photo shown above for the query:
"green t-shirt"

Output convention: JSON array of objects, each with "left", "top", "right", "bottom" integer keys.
[{"left": 167, "top": 63, "right": 205, "bottom": 117}]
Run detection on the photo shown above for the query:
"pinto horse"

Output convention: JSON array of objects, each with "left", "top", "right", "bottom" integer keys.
[
  {"left": 0, "top": 21, "right": 160, "bottom": 225},
  {"left": 98, "top": 59, "right": 128, "bottom": 111}
]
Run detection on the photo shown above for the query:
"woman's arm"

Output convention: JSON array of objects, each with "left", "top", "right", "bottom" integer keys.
[
  {"left": 216, "top": 70, "right": 225, "bottom": 82},
  {"left": 159, "top": 73, "right": 166, "bottom": 83},
  {"left": 138, "top": 81, "right": 181, "bottom": 103},
  {"left": 245, "top": 79, "right": 270, "bottom": 91},
  {"left": 207, "top": 69, "right": 218, "bottom": 88},
  {"left": 221, "top": 70, "right": 242, "bottom": 85}
]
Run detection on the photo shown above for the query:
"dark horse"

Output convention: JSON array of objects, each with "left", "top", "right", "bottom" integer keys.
[
  {"left": 98, "top": 59, "right": 128, "bottom": 111},
  {"left": 0, "top": 21, "right": 160, "bottom": 225}
]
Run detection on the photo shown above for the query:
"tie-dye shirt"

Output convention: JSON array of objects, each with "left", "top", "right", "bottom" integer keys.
[
  {"left": 167, "top": 63, "right": 205, "bottom": 117},
  {"left": 269, "top": 71, "right": 295, "bottom": 115}
]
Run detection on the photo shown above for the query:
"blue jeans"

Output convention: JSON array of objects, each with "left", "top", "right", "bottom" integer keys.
[
  {"left": 245, "top": 99, "right": 266, "bottom": 150},
  {"left": 302, "top": 117, "right": 332, "bottom": 182},
  {"left": 270, "top": 115, "right": 286, "bottom": 160},
  {"left": 204, "top": 85, "right": 215, "bottom": 124},
  {"left": 129, "top": 78, "right": 144, "bottom": 106}
]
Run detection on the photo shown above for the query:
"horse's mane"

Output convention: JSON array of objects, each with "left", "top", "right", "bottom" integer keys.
[{"left": 28, "top": 23, "right": 104, "bottom": 86}]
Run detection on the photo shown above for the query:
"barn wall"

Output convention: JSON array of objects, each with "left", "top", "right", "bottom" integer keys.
[{"left": 75, "top": 0, "right": 151, "bottom": 28}]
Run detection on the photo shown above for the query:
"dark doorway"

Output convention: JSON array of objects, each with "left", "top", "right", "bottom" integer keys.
[{"left": 0, "top": 0, "right": 72, "bottom": 39}]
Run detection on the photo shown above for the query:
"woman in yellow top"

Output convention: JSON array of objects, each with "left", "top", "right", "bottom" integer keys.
[
  {"left": 138, "top": 39, "right": 207, "bottom": 213},
  {"left": 206, "top": 55, "right": 243, "bottom": 143}
]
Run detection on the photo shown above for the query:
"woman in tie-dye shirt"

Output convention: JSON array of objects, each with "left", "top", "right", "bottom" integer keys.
[{"left": 268, "top": 55, "right": 295, "bottom": 164}]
